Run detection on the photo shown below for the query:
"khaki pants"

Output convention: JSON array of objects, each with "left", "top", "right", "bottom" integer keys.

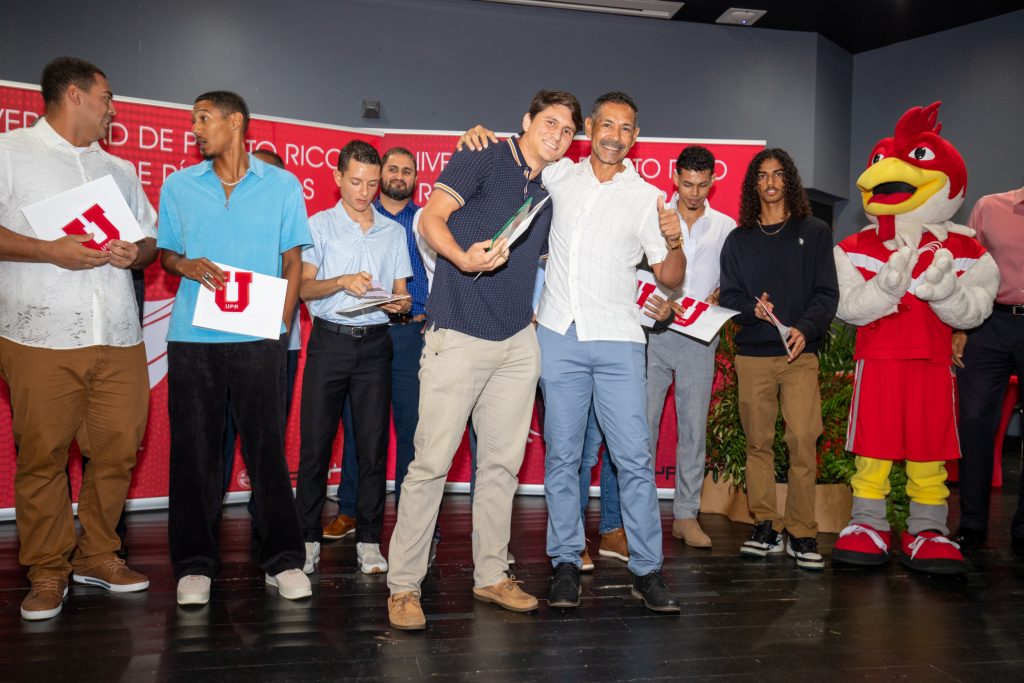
[
  {"left": 387, "top": 326, "right": 540, "bottom": 593},
  {"left": 0, "top": 338, "right": 149, "bottom": 582},
  {"left": 736, "top": 354, "right": 822, "bottom": 539}
]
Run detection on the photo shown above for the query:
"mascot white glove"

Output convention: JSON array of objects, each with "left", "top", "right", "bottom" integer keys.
[
  {"left": 915, "top": 248, "right": 1000, "bottom": 329},
  {"left": 915, "top": 249, "right": 958, "bottom": 302},
  {"left": 877, "top": 246, "right": 917, "bottom": 299},
  {"left": 835, "top": 244, "right": 917, "bottom": 326}
]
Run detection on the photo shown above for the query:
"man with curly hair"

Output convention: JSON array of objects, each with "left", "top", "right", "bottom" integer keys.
[{"left": 718, "top": 148, "right": 839, "bottom": 570}]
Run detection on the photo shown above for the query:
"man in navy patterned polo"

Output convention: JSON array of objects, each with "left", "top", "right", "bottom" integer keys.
[{"left": 386, "top": 90, "right": 583, "bottom": 630}]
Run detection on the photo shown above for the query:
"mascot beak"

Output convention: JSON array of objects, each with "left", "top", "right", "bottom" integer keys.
[{"left": 857, "top": 157, "right": 947, "bottom": 216}]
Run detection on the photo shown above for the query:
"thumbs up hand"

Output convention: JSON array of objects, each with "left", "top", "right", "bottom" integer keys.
[{"left": 657, "top": 195, "right": 682, "bottom": 250}]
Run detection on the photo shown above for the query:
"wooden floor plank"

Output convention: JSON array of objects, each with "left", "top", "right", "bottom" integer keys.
[{"left": 3, "top": 447, "right": 1024, "bottom": 681}]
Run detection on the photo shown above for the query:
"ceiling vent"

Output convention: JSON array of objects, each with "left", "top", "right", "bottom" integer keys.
[
  {"left": 479, "top": 0, "right": 684, "bottom": 20},
  {"left": 715, "top": 7, "right": 766, "bottom": 26}
]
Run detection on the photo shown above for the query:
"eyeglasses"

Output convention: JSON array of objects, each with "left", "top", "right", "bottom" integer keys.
[{"left": 755, "top": 170, "right": 785, "bottom": 182}]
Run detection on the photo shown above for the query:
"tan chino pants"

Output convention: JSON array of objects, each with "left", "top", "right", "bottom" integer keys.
[{"left": 0, "top": 338, "right": 149, "bottom": 582}]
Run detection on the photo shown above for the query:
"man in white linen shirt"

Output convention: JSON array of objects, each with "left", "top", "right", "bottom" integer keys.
[
  {"left": 645, "top": 145, "right": 735, "bottom": 550},
  {"left": 0, "top": 56, "right": 157, "bottom": 621},
  {"left": 537, "top": 92, "right": 684, "bottom": 613}
]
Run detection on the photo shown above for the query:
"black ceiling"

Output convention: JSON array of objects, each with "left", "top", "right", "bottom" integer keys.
[
  {"left": 672, "top": 0, "right": 1023, "bottom": 53},
  {"left": 485, "top": 1, "right": 1024, "bottom": 54}
]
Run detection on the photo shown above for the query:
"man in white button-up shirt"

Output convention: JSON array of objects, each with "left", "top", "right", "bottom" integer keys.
[
  {"left": 0, "top": 57, "right": 157, "bottom": 621},
  {"left": 536, "top": 92, "right": 685, "bottom": 613},
  {"left": 645, "top": 146, "right": 735, "bottom": 550}
]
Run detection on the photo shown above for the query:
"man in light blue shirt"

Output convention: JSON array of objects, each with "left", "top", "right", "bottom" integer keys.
[
  {"left": 158, "top": 90, "right": 312, "bottom": 606},
  {"left": 294, "top": 140, "right": 412, "bottom": 576}
]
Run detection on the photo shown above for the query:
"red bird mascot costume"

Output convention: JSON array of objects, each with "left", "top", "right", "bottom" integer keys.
[{"left": 832, "top": 102, "right": 999, "bottom": 574}]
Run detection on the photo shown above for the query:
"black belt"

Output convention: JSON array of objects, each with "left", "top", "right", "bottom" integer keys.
[
  {"left": 389, "top": 313, "right": 428, "bottom": 325},
  {"left": 993, "top": 303, "right": 1024, "bottom": 316},
  {"left": 313, "top": 318, "right": 389, "bottom": 338}
]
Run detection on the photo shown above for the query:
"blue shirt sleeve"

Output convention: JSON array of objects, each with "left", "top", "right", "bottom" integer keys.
[
  {"left": 395, "top": 228, "right": 413, "bottom": 280},
  {"left": 279, "top": 175, "right": 312, "bottom": 254},
  {"left": 433, "top": 146, "right": 493, "bottom": 207},
  {"left": 156, "top": 176, "right": 184, "bottom": 254},
  {"left": 301, "top": 211, "right": 325, "bottom": 270}
]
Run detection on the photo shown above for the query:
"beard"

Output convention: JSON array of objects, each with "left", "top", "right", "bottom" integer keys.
[{"left": 381, "top": 180, "right": 414, "bottom": 201}]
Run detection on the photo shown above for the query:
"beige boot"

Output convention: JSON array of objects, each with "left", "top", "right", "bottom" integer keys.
[{"left": 672, "top": 518, "right": 712, "bottom": 548}]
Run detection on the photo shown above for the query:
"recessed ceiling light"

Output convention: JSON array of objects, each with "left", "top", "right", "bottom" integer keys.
[
  {"left": 716, "top": 7, "right": 766, "bottom": 26},
  {"left": 479, "top": 0, "right": 685, "bottom": 20}
]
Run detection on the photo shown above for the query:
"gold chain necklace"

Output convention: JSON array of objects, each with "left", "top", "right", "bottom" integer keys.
[{"left": 757, "top": 215, "right": 789, "bottom": 236}]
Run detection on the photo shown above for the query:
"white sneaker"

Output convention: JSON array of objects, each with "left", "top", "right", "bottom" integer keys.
[
  {"left": 357, "top": 542, "right": 389, "bottom": 574},
  {"left": 304, "top": 541, "right": 320, "bottom": 574},
  {"left": 176, "top": 575, "right": 211, "bottom": 606},
  {"left": 265, "top": 568, "right": 312, "bottom": 600}
]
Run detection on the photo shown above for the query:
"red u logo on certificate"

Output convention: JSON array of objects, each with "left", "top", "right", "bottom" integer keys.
[
  {"left": 673, "top": 297, "right": 710, "bottom": 327},
  {"left": 215, "top": 271, "right": 253, "bottom": 312},
  {"left": 61, "top": 203, "right": 122, "bottom": 250}
]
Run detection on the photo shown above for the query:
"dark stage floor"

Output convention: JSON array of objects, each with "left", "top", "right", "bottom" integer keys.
[{"left": 4, "top": 452, "right": 1024, "bottom": 682}]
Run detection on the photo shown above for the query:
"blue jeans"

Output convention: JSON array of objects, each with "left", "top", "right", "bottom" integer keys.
[
  {"left": 538, "top": 324, "right": 662, "bottom": 575},
  {"left": 338, "top": 322, "right": 425, "bottom": 517},
  {"left": 579, "top": 403, "right": 622, "bottom": 534}
]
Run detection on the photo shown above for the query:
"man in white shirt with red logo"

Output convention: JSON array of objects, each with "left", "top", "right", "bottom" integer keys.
[
  {"left": 0, "top": 57, "right": 157, "bottom": 621},
  {"left": 646, "top": 145, "right": 735, "bottom": 549}
]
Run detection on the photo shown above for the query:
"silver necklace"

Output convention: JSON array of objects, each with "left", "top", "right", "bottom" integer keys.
[
  {"left": 215, "top": 171, "right": 245, "bottom": 187},
  {"left": 757, "top": 216, "right": 789, "bottom": 236}
]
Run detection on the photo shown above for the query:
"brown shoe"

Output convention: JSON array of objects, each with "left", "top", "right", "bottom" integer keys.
[
  {"left": 72, "top": 556, "right": 149, "bottom": 592},
  {"left": 388, "top": 591, "right": 426, "bottom": 630},
  {"left": 599, "top": 528, "right": 630, "bottom": 562},
  {"left": 673, "top": 518, "right": 712, "bottom": 548},
  {"left": 580, "top": 548, "right": 595, "bottom": 573},
  {"left": 472, "top": 576, "right": 539, "bottom": 613},
  {"left": 323, "top": 514, "right": 356, "bottom": 540},
  {"left": 21, "top": 576, "right": 68, "bottom": 621}
]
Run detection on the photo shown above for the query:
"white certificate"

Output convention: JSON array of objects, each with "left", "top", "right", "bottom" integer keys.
[
  {"left": 192, "top": 262, "right": 287, "bottom": 340},
  {"left": 21, "top": 175, "right": 146, "bottom": 249},
  {"left": 636, "top": 269, "right": 738, "bottom": 344}
]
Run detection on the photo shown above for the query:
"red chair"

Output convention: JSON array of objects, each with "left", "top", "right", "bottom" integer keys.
[
  {"left": 990, "top": 375, "right": 1019, "bottom": 487},
  {"left": 949, "top": 374, "right": 1017, "bottom": 487}
]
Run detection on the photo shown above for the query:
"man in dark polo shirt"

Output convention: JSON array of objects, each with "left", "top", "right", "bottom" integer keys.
[{"left": 386, "top": 90, "right": 583, "bottom": 630}]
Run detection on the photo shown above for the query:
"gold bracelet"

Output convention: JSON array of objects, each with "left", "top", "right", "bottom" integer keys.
[{"left": 666, "top": 238, "right": 682, "bottom": 251}]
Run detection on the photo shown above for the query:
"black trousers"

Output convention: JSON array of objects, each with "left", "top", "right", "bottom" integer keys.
[
  {"left": 295, "top": 322, "right": 392, "bottom": 544},
  {"left": 956, "top": 309, "right": 1024, "bottom": 538},
  {"left": 167, "top": 338, "right": 304, "bottom": 579}
]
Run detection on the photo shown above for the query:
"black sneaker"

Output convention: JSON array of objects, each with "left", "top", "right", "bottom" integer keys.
[
  {"left": 951, "top": 526, "right": 986, "bottom": 552},
  {"left": 786, "top": 536, "right": 825, "bottom": 570},
  {"left": 631, "top": 571, "right": 680, "bottom": 614},
  {"left": 740, "top": 521, "right": 784, "bottom": 557},
  {"left": 548, "top": 562, "right": 581, "bottom": 608}
]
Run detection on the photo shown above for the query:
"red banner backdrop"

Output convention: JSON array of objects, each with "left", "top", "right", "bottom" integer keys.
[{"left": 0, "top": 80, "right": 763, "bottom": 515}]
